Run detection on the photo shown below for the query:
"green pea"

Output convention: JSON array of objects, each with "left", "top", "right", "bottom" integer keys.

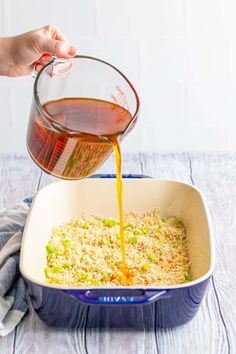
[
  {"left": 142, "top": 263, "right": 151, "bottom": 271},
  {"left": 128, "top": 236, "right": 137, "bottom": 244},
  {"left": 82, "top": 222, "right": 89, "bottom": 229},
  {"left": 184, "top": 273, "right": 192, "bottom": 282},
  {"left": 62, "top": 239, "right": 71, "bottom": 248},
  {"left": 141, "top": 227, "right": 148, "bottom": 235},
  {"left": 124, "top": 223, "right": 133, "bottom": 230},
  {"left": 99, "top": 239, "right": 106, "bottom": 246},
  {"left": 46, "top": 244, "right": 54, "bottom": 253},
  {"left": 80, "top": 273, "right": 89, "bottom": 281},
  {"left": 101, "top": 275, "right": 109, "bottom": 282},
  {"left": 115, "top": 233, "right": 120, "bottom": 240},
  {"left": 52, "top": 265, "right": 63, "bottom": 273},
  {"left": 55, "top": 248, "right": 64, "bottom": 256},
  {"left": 148, "top": 254, "right": 155, "bottom": 262},
  {"left": 44, "top": 267, "right": 50, "bottom": 278},
  {"left": 102, "top": 218, "right": 119, "bottom": 228}
]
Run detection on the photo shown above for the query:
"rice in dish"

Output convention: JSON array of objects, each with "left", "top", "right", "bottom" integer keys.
[{"left": 44, "top": 208, "right": 191, "bottom": 286}]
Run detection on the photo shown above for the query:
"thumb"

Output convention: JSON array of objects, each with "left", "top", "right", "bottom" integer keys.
[{"left": 40, "top": 38, "right": 76, "bottom": 58}]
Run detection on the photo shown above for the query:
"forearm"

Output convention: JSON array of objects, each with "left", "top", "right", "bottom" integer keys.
[{"left": 0, "top": 37, "right": 14, "bottom": 76}]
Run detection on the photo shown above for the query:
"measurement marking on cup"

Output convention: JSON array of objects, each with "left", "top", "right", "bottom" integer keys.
[{"left": 111, "top": 85, "right": 130, "bottom": 113}]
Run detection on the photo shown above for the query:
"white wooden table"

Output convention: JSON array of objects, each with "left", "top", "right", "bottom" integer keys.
[{"left": 0, "top": 153, "right": 235, "bottom": 354}]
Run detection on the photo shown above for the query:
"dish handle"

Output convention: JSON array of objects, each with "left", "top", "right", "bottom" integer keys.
[{"left": 66, "top": 289, "right": 167, "bottom": 305}]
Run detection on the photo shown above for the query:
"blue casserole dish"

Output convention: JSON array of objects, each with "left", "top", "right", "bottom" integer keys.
[{"left": 20, "top": 175, "right": 214, "bottom": 328}]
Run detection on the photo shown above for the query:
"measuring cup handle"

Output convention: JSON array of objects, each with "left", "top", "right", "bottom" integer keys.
[{"left": 30, "top": 56, "right": 57, "bottom": 78}]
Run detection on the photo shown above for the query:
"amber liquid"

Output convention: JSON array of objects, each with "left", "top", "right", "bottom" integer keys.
[
  {"left": 27, "top": 98, "right": 133, "bottom": 277},
  {"left": 112, "top": 139, "right": 126, "bottom": 269},
  {"left": 27, "top": 98, "right": 132, "bottom": 180}
]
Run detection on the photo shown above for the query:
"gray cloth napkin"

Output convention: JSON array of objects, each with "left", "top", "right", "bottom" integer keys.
[{"left": 0, "top": 198, "right": 31, "bottom": 336}]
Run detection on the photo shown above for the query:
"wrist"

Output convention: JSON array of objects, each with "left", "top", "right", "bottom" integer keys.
[{"left": 0, "top": 37, "right": 14, "bottom": 76}]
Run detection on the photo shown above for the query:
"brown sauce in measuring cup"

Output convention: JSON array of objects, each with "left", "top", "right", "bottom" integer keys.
[
  {"left": 27, "top": 98, "right": 132, "bottom": 179},
  {"left": 27, "top": 97, "right": 134, "bottom": 283}
]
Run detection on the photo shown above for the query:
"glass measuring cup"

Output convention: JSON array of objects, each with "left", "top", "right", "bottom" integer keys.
[{"left": 27, "top": 55, "right": 139, "bottom": 179}]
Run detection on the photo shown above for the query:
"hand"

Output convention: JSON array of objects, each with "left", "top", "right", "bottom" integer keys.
[{"left": 0, "top": 25, "right": 77, "bottom": 77}]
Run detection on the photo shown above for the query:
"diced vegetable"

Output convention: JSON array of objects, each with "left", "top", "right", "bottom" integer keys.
[
  {"left": 184, "top": 273, "right": 192, "bottom": 282},
  {"left": 46, "top": 244, "right": 54, "bottom": 253},
  {"left": 82, "top": 222, "right": 89, "bottom": 229},
  {"left": 124, "top": 223, "right": 133, "bottom": 230},
  {"left": 142, "top": 263, "right": 151, "bottom": 271},
  {"left": 47, "top": 252, "right": 54, "bottom": 260},
  {"left": 128, "top": 236, "right": 137, "bottom": 244},
  {"left": 148, "top": 254, "right": 155, "bottom": 262},
  {"left": 141, "top": 227, "right": 148, "bottom": 235},
  {"left": 63, "top": 263, "right": 70, "bottom": 269},
  {"left": 55, "top": 248, "right": 64, "bottom": 256},
  {"left": 101, "top": 275, "right": 109, "bottom": 282},
  {"left": 44, "top": 267, "right": 50, "bottom": 278},
  {"left": 102, "top": 218, "right": 119, "bottom": 227},
  {"left": 52, "top": 265, "right": 63, "bottom": 273},
  {"left": 155, "top": 228, "right": 161, "bottom": 233},
  {"left": 158, "top": 240, "right": 166, "bottom": 245},
  {"left": 80, "top": 273, "right": 89, "bottom": 281},
  {"left": 91, "top": 280, "right": 99, "bottom": 286},
  {"left": 62, "top": 239, "right": 71, "bottom": 248}
]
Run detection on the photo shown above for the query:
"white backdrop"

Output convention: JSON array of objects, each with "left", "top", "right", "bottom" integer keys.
[{"left": 0, "top": 0, "right": 236, "bottom": 153}]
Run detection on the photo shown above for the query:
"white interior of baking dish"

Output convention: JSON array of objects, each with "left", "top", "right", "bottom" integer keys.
[{"left": 20, "top": 178, "right": 215, "bottom": 289}]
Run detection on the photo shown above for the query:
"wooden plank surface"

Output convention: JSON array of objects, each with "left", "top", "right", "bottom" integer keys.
[
  {"left": 0, "top": 153, "right": 234, "bottom": 354},
  {"left": 0, "top": 154, "right": 41, "bottom": 353},
  {"left": 189, "top": 154, "right": 236, "bottom": 353},
  {"left": 138, "top": 153, "right": 229, "bottom": 354}
]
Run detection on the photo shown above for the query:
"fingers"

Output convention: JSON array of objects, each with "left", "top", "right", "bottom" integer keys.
[
  {"left": 34, "top": 63, "right": 43, "bottom": 72},
  {"left": 44, "top": 25, "right": 68, "bottom": 43},
  {"left": 38, "top": 25, "right": 76, "bottom": 58},
  {"left": 38, "top": 53, "right": 52, "bottom": 64},
  {"left": 39, "top": 38, "right": 76, "bottom": 58},
  {"left": 34, "top": 53, "right": 52, "bottom": 72}
]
